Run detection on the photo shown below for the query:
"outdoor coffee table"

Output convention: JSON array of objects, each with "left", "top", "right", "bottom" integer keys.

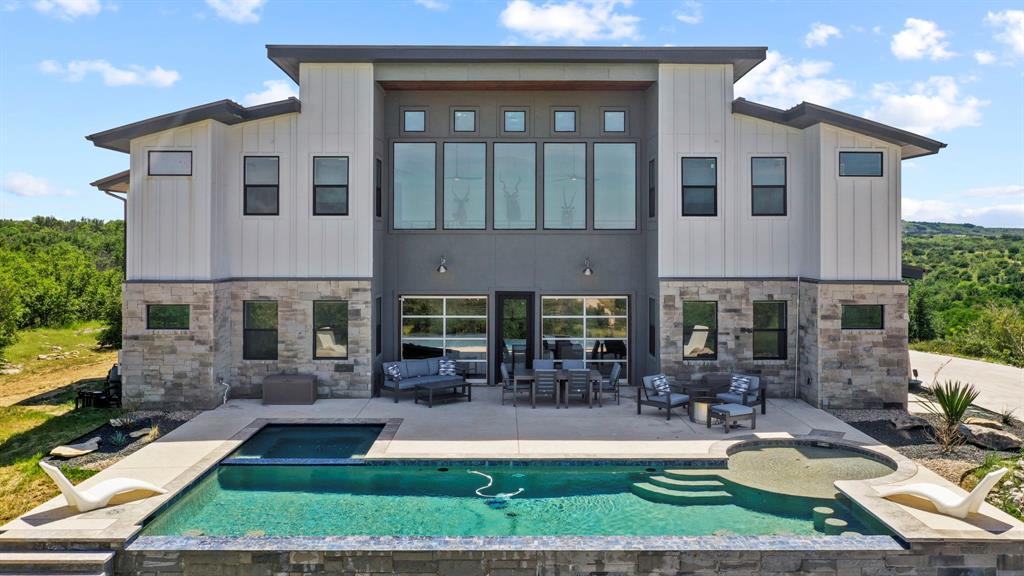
[{"left": 414, "top": 380, "right": 472, "bottom": 407}]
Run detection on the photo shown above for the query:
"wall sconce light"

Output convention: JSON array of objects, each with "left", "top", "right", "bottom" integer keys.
[
  {"left": 582, "top": 257, "right": 594, "bottom": 277},
  {"left": 436, "top": 255, "right": 448, "bottom": 274}
]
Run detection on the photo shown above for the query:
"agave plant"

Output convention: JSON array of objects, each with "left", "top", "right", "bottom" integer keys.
[
  {"left": 924, "top": 380, "right": 979, "bottom": 452},
  {"left": 109, "top": 430, "right": 131, "bottom": 447}
]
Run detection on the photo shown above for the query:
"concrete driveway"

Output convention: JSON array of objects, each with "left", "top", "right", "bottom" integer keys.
[{"left": 909, "top": 350, "right": 1024, "bottom": 415}]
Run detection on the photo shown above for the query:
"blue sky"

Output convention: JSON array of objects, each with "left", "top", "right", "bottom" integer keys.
[{"left": 1, "top": 0, "right": 1022, "bottom": 226}]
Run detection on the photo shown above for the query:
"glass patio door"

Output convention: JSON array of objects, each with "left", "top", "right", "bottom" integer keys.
[{"left": 495, "top": 292, "right": 534, "bottom": 382}]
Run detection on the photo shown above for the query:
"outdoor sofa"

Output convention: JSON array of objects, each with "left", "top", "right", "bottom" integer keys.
[{"left": 381, "top": 357, "right": 465, "bottom": 403}]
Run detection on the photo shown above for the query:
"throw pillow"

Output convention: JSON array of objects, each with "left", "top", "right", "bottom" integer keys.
[
  {"left": 385, "top": 363, "right": 403, "bottom": 381},
  {"left": 438, "top": 358, "right": 457, "bottom": 376},
  {"left": 651, "top": 374, "right": 671, "bottom": 394}
]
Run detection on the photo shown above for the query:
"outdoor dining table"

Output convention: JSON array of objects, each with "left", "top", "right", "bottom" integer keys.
[{"left": 512, "top": 368, "right": 604, "bottom": 409}]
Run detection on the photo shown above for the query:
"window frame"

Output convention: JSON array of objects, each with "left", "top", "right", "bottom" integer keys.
[
  {"left": 493, "top": 141, "right": 538, "bottom": 230},
  {"left": 841, "top": 304, "right": 885, "bottom": 330},
  {"left": 552, "top": 109, "right": 578, "bottom": 134},
  {"left": 601, "top": 109, "right": 627, "bottom": 133},
  {"left": 442, "top": 141, "right": 487, "bottom": 230},
  {"left": 312, "top": 156, "right": 350, "bottom": 216},
  {"left": 501, "top": 108, "right": 528, "bottom": 135},
  {"left": 312, "top": 300, "right": 349, "bottom": 360},
  {"left": 838, "top": 151, "right": 884, "bottom": 177},
  {"left": 452, "top": 108, "right": 478, "bottom": 133},
  {"left": 242, "top": 300, "right": 278, "bottom": 361},
  {"left": 243, "top": 155, "right": 280, "bottom": 216},
  {"left": 752, "top": 300, "right": 787, "bottom": 360},
  {"left": 374, "top": 157, "right": 383, "bottom": 219},
  {"left": 402, "top": 109, "right": 427, "bottom": 134},
  {"left": 648, "top": 158, "right": 656, "bottom": 219},
  {"left": 392, "top": 141, "right": 438, "bottom": 231},
  {"left": 682, "top": 300, "right": 718, "bottom": 360},
  {"left": 147, "top": 150, "right": 192, "bottom": 176},
  {"left": 542, "top": 141, "right": 588, "bottom": 230},
  {"left": 146, "top": 304, "right": 190, "bottom": 330},
  {"left": 648, "top": 297, "right": 657, "bottom": 358},
  {"left": 681, "top": 156, "right": 718, "bottom": 217},
  {"left": 751, "top": 156, "right": 787, "bottom": 217},
  {"left": 593, "top": 141, "right": 637, "bottom": 230}
]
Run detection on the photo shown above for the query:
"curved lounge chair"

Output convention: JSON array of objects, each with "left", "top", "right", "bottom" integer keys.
[
  {"left": 683, "top": 326, "right": 709, "bottom": 357},
  {"left": 39, "top": 461, "right": 167, "bottom": 512},
  {"left": 876, "top": 467, "right": 1008, "bottom": 519}
]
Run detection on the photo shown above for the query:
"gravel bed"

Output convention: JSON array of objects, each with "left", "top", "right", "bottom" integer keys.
[{"left": 48, "top": 410, "right": 199, "bottom": 471}]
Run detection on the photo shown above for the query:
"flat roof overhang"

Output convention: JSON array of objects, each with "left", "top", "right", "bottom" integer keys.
[{"left": 90, "top": 170, "right": 130, "bottom": 193}]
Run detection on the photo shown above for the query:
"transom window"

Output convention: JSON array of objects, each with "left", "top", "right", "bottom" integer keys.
[
  {"left": 444, "top": 143, "right": 486, "bottom": 229},
  {"left": 244, "top": 156, "right": 279, "bottom": 215},
  {"left": 603, "top": 110, "right": 626, "bottom": 132},
  {"left": 751, "top": 157, "right": 786, "bottom": 216},
  {"left": 541, "top": 296, "right": 628, "bottom": 377},
  {"left": 553, "top": 110, "right": 576, "bottom": 132},
  {"left": 453, "top": 110, "right": 476, "bottom": 132},
  {"left": 681, "top": 157, "right": 717, "bottom": 216},
  {"left": 682, "top": 301, "right": 717, "bottom": 359},
  {"left": 393, "top": 142, "right": 436, "bottom": 229},
  {"left": 503, "top": 110, "right": 526, "bottom": 133},
  {"left": 243, "top": 301, "right": 278, "bottom": 360},
  {"left": 313, "top": 156, "right": 349, "bottom": 215},
  {"left": 753, "top": 301, "right": 787, "bottom": 360},
  {"left": 839, "top": 151, "right": 883, "bottom": 177},
  {"left": 594, "top": 143, "right": 636, "bottom": 229},
  {"left": 543, "top": 143, "right": 586, "bottom": 229},
  {"left": 401, "top": 296, "right": 488, "bottom": 380},
  {"left": 493, "top": 142, "right": 536, "bottom": 229},
  {"left": 841, "top": 305, "right": 884, "bottom": 329},
  {"left": 148, "top": 151, "right": 192, "bottom": 176},
  {"left": 313, "top": 300, "right": 348, "bottom": 359},
  {"left": 147, "top": 304, "right": 189, "bottom": 330},
  {"left": 403, "top": 110, "right": 426, "bottom": 132}
]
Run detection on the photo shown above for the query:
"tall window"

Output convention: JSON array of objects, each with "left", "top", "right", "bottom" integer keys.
[
  {"left": 243, "top": 301, "right": 278, "bottom": 360},
  {"left": 751, "top": 157, "right": 786, "bottom": 216},
  {"left": 681, "top": 157, "right": 717, "bottom": 216},
  {"left": 648, "top": 158, "right": 656, "bottom": 219},
  {"left": 494, "top": 143, "right": 536, "bottom": 229},
  {"left": 393, "top": 143, "right": 436, "bottom": 229},
  {"left": 839, "top": 152, "right": 883, "bottom": 177},
  {"left": 594, "top": 143, "right": 636, "bottom": 229},
  {"left": 682, "top": 301, "right": 717, "bottom": 359},
  {"left": 541, "top": 296, "right": 628, "bottom": 377},
  {"left": 648, "top": 297, "right": 657, "bottom": 357},
  {"left": 443, "top": 143, "right": 486, "bottom": 229},
  {"left": 147, "top": 304, "right": 189, "bottom": 330},
  {"left": 148, "top": 151, "right": 192, "bottom": 176},
  {"left": 374, "top": 158, "right": 382, "bottom": 218},
  {"left": 401, "top": 296, "right": 488, "bottom": 380},
  {"left": 313, "top": 301, "right": 348, "bottom": 359},
  {"left": 842, "top": 305, "right": 884, "bottom": 329},
  {"left": 753, "top": 301, "right": 787, "bottom": 360},
  {"left": 244, "top": 156, "right": 279, "bottom": 215},
  {"left": 313, "top": 156, "right": 349, "bottom": 215},
  {"left": 543, "top": 143, "right": 586, "bottom": 229}
]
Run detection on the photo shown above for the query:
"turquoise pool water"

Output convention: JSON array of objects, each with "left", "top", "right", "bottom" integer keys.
[{"left": 227, "top": 424, "right": 383, "bottom": 460}]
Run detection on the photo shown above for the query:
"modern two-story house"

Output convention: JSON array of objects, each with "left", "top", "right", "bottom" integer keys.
[{"left": 87, "top": 45, "right": 945, "bottom": 411}]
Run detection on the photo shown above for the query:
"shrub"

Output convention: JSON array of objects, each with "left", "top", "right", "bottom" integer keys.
[{"left": 925, "top": 380, "right": 980, "bottom": 452}]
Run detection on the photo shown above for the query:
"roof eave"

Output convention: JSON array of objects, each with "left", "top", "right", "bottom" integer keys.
[{"left": 90, "top": 170, "right": 130, "bottom": 194}]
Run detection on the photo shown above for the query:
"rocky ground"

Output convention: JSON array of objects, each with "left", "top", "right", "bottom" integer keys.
[{"left": 46, "top": 410, "right": 199, "bottom": 471}]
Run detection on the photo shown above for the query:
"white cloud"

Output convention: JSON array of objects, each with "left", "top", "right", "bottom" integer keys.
[
  {"left": 673, "top": 0, "right": 700, "bottom": 25},
  {"left": 985, "top": 10, "right": 1024, "bottom": 56},
  {"left": 40, "top": 59, "right": 180, "bottom": 87},
  {"left": 33, "top": 0, "right": 100, "bottom": 19},
  {"left": 804, "top": 22, "right": 841, "bottom": 47},
  {"left": 872, "top": 26, "right": 882, "bottom": 35},
  {"left": 891, "top": 18, "right": 955, "bottom": 60},
  {"left": 205, "top": 0, "right": 264, "bottom": 23},
  {"left": 903, "top": 197, "right": 1024, "bottom": 228},
  {"left": 499, "top": 0, "right": 640, "bottom": 42},
  {"left": 414, "top": 0, "right": 448, "bottom": 9},
  {"left": 865, "top": 76, "right": 986, "bottom": 135},
  {"left": 965, "top": 185, "right": 1024, "bottom": 199},
  {"left": 242, "top": 79, "right": 298, "bottom": 106},
  {"left": 973, "top": 50, "right": 996, "bottom": 65},
  {"left": 3, "top": 172, "right": 75, "bottom": 197},
  {"left": 734, "top": 50, "right": 853, "bottom": 109}
]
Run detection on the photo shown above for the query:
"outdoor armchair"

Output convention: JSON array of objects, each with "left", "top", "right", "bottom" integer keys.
[
  {"left": 711, "top": 373, "right": 767, "bottom": 414},
  {"left": 638, "top": 374, "right": 690, "bottom": 421}
]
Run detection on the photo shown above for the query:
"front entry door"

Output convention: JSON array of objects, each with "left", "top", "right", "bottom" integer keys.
[{"left": 495, "top": 292, "right": 535, "bottom": 382}]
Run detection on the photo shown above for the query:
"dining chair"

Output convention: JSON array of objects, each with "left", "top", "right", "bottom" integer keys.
[
  {"left": 533, "top": 359, "right": 555, "bottom": 370},
  {"left": 500, "top": 362, "right": 529, "bottom": 406},
  {"left": 533, "top": 369, "right": 559, "bottom": 408},
  {"left": 561, "top": 359, "right": 585, "bottom": 370},
  {"left": 599, "top": 362, "right": 622, "bottom": 405},
  {"left": 566, "top": 368, "right": 593, "bottom": 408}
]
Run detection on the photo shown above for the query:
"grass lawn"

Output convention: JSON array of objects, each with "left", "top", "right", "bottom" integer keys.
[{"left": 965, "top": 451, "right": 1024, "bottom": 521}]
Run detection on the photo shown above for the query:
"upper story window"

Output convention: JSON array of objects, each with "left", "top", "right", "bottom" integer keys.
[
  {"left": 148, "top": 150, "right": 191, "bottom": 176},
  {"left": 553, "top": 110, "right": 576, "bottom": 133},
  {"left": 313, "top": 156, "right": 349, "bottom": 216},
  {"left": 543, "top": 143, "right": 586, "bottom": 229},
  {"left": 244, "top": 156, "right": 279, "bottom": 215},
  {"left": 403, "top": 110, "right": 426, "bottom": 133},
  {"left": 839, "top": 151, "right": 883, "bottom": 177},
  {"left": 453, "top": 110, "right": 476, "bottom": 132},
  {"left": 147, "top": 304, "right": 189, "bottom": 330},
  {"left": 841, "top": 304, "right": 884, "bottom": 329},
  {"left": 493, "top": 142, "right": 536, "bottom": 229},
  {"left": 504, "top": 110, "right": 526, "bottom": 133},
  {"left": 444, "top": 142, "right": 486, "bottom": 229},
  {"left": 393, "top": 142, "right": 436, "bottom": 229},
  {"left": 594, "top": 143, "right": 636, "bottom": 229},
  {"left": 681, "top": 157, "right": 717, "bottom": 216},
  {"left": 751, "top": 157, "right": 786, "bottom": 216},
  {"left": 603, "top": 110, "right": 626, "bottom": 133}
]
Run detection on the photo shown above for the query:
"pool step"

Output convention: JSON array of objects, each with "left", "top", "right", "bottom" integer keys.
[
  {"left": 662, "top": 469, "right": 726, "bottom": 482},
  {"left": 647, "top": 476, "right": 726, "bottom": 491},
  {"left": 630, "top": 482, "right": 733, "bottom": 505},
  {"left": 0, "top": 551, "right": 112, "bottom": 576}
]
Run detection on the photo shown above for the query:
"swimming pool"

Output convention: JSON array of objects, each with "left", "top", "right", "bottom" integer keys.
[{"left": 140, "top": 426, "right": 895, "bottom": 538}]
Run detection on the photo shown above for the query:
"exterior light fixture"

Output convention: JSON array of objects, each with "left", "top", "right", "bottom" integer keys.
[
  {"left": 437, "top": 255, "right": 448, "bottom": 274},
  {"left": 582, "top": 258, "right": 594, "bottom": 277}
]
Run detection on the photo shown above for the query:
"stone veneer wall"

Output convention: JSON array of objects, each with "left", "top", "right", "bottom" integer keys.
[
  {"left": 121, "top": 280, "right": 372, "bottom": 409},
  {"left": 659, "top": 280, "right": 909, "bottom": 409}
]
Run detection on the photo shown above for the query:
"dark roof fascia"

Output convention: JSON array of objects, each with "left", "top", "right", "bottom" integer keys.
[
  {"left": 732, "top": 98, "right": 946, "bottom": 159},
  {"left": 901, "top": 263, "right": 927, "bottom": 280},
  {"left": 266, "top": 45, "right": 767, "bottom": 83},
  {"left": 86, "top": 97, "right": 301, "bottom": 153},
  {"left": 90, "top": 170, "right": 130, "bottom": 193}
]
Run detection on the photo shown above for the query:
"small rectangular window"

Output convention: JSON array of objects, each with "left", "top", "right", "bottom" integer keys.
[
  {"left": 682, "top": 301, "right": 717, "bottom": 359},
  {"left": 504, "top": 110, "right": 526, "bottom": 133},
  {"left": 648, "top": 158, "right": 656, "bottom": 219},
  {"left": 244, "top": 156, "right": 279, "bottom": 215},
  {"left": 313, "top": 156, "right": 349, "bottom": 215},
  {"left": 313, "top": 300, "right": 349, "bottom": 359},
  {"left": 375, "top": 296, "right": 382, "bottom": 357},
  {"left": 839, "top": 151, "right": 883, "bottom": 177},
  {"left": 553, "top": 110, "right": 576, "bottom": 132},
  {"left": 243, "top": 301, "right": 278, "bottom": 360},
  {"left": 841, "top": 304, "right": 884, "bottom": 329},
  {"left": 752, "top": 157, "right": 786, "bottom": 216},
  {"left": 603, "top": 110, "right": 626, "bottom": 132},
  {"left": 403, "top": 110, "right": 426, "bottom": 132},
  {"left": 148, "top": 151, "right": 192, "bottom": 176},
  {"left": 753, "top": 301, "right": 787, "bottom": 360},
  {"left": 147, "top": 304, "right": 189, "bottom": 330},
  {"left": 374, "top": 157, "right": 382, "bottom": 218},
  {"left": 648, "top": 297, "right": 657, "bottom": 357},
  {"left": 681, "top": 157, "right": 717, "bottom": 216},
  {"left": 453, "top": 110, "right": 476, "bottom": 132}
]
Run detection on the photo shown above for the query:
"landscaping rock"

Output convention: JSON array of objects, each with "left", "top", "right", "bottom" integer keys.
[
  {"left": 50, "top": 437, "right": 101, "bottom": 458},
  {"left": 0, "top": 362, "right": 22, "bottom": 375},
  {"left": 964, "top": 417, "right": 1004, "bottom": 430},
  {"left": 129, "top": 428, "right": 151, "bottom": 439},
  {"left": 958, "top": 424, "right": 1023, "bottom": 451},
  {"left": 890, "top": 414, "right": 929, "bottom": 431}
]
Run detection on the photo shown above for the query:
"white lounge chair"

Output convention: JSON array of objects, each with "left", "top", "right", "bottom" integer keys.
[
  {"left": 316, "top": 329, "right": 348, "bottom": 357},
  {"left": 39, "top": 461, "right": 167, "bottom": 512},
  {"left": 875, "top": 467, "right": 1008, "bottom": 519},
  {"left": 683, "top": 326, "right": 709, "bottom": 357}
]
